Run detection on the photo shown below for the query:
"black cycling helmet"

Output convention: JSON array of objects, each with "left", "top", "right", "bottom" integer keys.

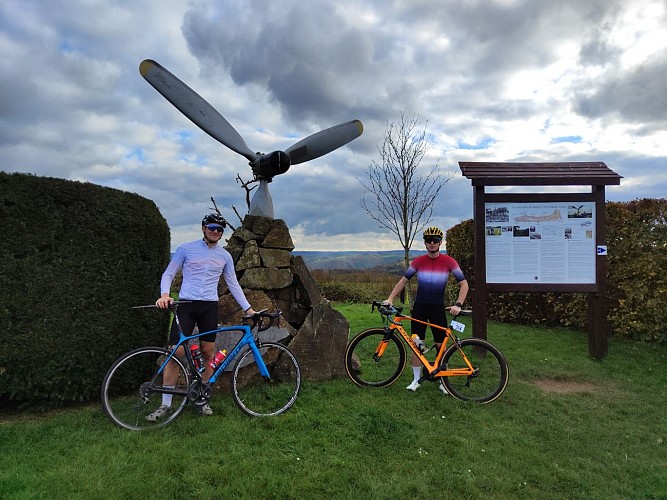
[{"left": 201, "top": 213, "right": 227, "bottom": 227}]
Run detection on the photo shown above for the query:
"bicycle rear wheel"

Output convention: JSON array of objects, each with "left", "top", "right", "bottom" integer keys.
[
  {"left": 101, "top": 347, "right": 191, "bottom": 430},
  {"left": 441, "top": 338, "right": 508, "bottom": 404},
  {"left": 230, "top": 342, "right": 301, "bottom": 417},
  {"left": 345, "top": 328, "right": 406, "bottom": 387}
]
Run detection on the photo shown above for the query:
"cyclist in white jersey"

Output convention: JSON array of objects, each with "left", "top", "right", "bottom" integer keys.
[{"left": 147, "top": 213, "right": 256, "bottom": 421}]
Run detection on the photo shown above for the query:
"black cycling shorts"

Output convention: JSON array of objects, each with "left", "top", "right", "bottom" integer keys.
[
  {"left": 169, "top": 300, "right": 219, "bottom": 344},
  {"left": 410, "top": 302, "right": 448, "bottom": 344}
]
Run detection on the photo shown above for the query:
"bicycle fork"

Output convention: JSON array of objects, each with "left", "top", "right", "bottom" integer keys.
[
  {"left": 373, "top": 338, "right": 392, "bottom": 361},
  {"left": 247, "top": 341, "right": 272, "bottom": 379}
]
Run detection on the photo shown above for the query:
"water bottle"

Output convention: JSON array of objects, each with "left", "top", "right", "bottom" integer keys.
[
  {"left": 209, "top": 350, "right": 227, "bottom": 371},
  {"left": 412, "top": 334, "right": 428, "bottom": 353},
  {"left": 189, "top": 344, "right": 205, "bottom": 373}
]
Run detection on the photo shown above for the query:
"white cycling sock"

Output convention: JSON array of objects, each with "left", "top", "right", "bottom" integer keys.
[
  {"left": 412, "top": 366, "right": 421, "bottom": 383},
  {"left": 162, "top": 386, "right": 174, "bottom": 407}
]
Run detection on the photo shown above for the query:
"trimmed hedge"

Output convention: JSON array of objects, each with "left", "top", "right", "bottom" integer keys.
[
  {"left": 607, "top": 199, "right": 667, "bottom": 343},
  {"left": 445, "top": 199, "right": 667, "bottom": 345},
  {"left": 0, "top": 172, "right": 170, "bottom": 408}
]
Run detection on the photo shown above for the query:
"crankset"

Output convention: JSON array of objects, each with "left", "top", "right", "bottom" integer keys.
[{"left": 187, "top": 380, "right": 212, "bottom": 406}]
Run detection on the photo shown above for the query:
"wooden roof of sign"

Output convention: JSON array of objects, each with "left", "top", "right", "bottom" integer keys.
[{"left": 458, "top": 161, "right": 622, "bottom": 186}]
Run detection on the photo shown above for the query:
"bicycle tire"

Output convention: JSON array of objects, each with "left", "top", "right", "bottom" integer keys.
[
  {"left": 345, "top": 328, "right": 406, "bottom": 387},
  {"left": 230, "top": 342, "right": 301, "bottom": 417},
  {"left": 101, "top": 346, "right": 191, "bottom": 430},
  {"left": 440, "top": 338, "right": 509, "bottom": 404}
]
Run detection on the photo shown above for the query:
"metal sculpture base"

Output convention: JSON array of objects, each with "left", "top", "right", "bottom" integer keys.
[{"left": 249, "top": 179, "right": 274, "bottom": 219}]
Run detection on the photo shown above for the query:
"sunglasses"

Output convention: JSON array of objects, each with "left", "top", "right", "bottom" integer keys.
[
  {"left": 205, "top": 224, "right": 225, "bottom": 233},
  {"left": 424, "top": 237, "right": 442, "bottom": 244}
]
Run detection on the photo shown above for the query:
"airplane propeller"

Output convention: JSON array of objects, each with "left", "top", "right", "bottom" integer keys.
[{"left": 139, "top": 59, "right": 363, "bottom": 218}]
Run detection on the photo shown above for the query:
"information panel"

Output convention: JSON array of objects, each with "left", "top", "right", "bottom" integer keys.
[{"left": 484, "top": 202, "right": 596, "bottom": 284}]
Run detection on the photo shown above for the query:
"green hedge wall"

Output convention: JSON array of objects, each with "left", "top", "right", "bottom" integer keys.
[
  {"left": 606, "top": 199, "right": 667, "bottom": 343},
  {"left": 0, "top": 172, "right": 171, "bottom": 408},
  {"left": 445, "top": 198, "right": 667, "bottom": 345}
]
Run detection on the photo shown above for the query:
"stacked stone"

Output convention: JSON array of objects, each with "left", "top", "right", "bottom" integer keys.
[{"left": 215, "top": 215, "right": 349, "bottom": 382}]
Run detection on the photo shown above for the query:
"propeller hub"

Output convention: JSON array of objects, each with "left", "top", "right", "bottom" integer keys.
[{"left": 253, "top": 150, "right": 291, "bottom": 180}]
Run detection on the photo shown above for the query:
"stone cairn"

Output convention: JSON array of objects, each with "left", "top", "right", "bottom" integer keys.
[{"left": 214, "top": 215, "right": 349, "bottom": 384}]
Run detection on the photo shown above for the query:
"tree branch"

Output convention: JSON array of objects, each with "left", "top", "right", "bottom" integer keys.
[{"left": 357, "top": 110, "right": 454, "bottom": 269}]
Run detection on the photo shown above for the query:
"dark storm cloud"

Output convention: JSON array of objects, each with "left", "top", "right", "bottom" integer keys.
[
  {"left": 579, "top": 17, "right": 625, "bottom": 66},
  {"left": 182, "top": 2, "right": 376, "bottom": 124},
  {"left": 574, "top": 59, "right": 667, "bottom": 126}
]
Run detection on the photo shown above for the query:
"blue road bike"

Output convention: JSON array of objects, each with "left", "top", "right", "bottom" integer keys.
[{"left": 101, "top": 301, "right": 301, "bottom": 430}]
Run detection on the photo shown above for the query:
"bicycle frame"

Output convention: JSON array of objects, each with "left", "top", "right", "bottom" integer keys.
[
  {"left": 102, "top": 303, "right": 302, "bottom": 429},
  {"left": 156, "top": 310, "right": 271, "bottom": 387},
  {"left": 380, "top": 313, "right": 477, "bottom": 379}
]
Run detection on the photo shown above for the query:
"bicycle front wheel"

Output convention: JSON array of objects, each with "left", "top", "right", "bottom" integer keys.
[
  {"left": 230, "top": 342, "right": 301, "bottom": 417},
  {"left": 345, "top": 328, "right": 406, "bottom": 387},
  {"left": 441, "top": 338, "right": 509, "bottom": 404},
  {"left": 101, "top": 347, "right": 191, "bottom": 430}
]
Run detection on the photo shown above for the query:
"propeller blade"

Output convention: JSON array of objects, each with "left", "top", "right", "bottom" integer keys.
[
  {"left": 139, "top": 59, "right": 256, "bottom": 162},
  {"left": 284, "top": 119, "right": 363, "bottom": 165}
]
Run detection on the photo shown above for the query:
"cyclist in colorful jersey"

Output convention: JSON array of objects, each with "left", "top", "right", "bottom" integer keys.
[
  {"left": 385, "top": 226, "right": 469, "bottom": 393},
  {"left": 146, "top": 213, "right": 256, "bottom": 421}
]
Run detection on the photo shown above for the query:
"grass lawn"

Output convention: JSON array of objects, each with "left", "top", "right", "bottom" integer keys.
[{"left": 1, "top": 302, "right": 665, "bottom": 499}]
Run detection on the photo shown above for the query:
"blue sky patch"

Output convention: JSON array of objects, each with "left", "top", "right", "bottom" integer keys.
[
  {"left": 551, "top": 136, "right": 583, "bottom": 144},
  {"left": 457, "top": 137, "right": 495, "bottom": 150}
]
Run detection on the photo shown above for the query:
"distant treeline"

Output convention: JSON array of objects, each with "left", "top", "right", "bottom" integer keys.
[
  {"left": 295, "top": 250, "right": 420, "bottom": 271},
  {"left": 311, "top": 269, "right": 399, "bottom": 303}
]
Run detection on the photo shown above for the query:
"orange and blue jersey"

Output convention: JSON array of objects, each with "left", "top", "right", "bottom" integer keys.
[{"left": 404, "top": 253, "right": 466, "bottom": 304}]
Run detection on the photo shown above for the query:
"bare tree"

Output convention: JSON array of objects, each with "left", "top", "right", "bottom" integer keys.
[
  {"left": 235, "top": 174, "right": 257, "bottom": 209},
  {"left": 209, "top": 197, "right": 236, "bottom": 231},
  {"left": 359, "top": 111, "right": 452, "bottom": 301},
  {"left": 232, "top": 174, "right": 258, "bottom": 224}
]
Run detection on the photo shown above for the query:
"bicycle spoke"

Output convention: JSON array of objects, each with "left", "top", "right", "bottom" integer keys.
[
  {"left": 101, "top": 347, "right": 191, "bottom": 430},
  {"left": 345, "top": 329, "right": 406, "bottom": 387},
  {"left": 231, "top": 342, "right": 301, "bottom": 417},
  {"left": 442, "top": 339, "right": 508, "bottom": 404}
]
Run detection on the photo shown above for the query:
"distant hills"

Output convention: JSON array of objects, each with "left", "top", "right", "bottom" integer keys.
[{"left": 294, "top": 250, "right": 421, "bottom": 270}]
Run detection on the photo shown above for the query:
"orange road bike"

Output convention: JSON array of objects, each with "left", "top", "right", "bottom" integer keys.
[{"left": 345, "top": 301, "right": 509, "bottom": 403}]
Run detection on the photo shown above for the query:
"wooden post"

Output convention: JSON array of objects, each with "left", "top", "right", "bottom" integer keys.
[
  {"left": 588, "top": 185, "right": 609, "bottom": 358},
  {"left": 473, "top": 185, "right": 488, "bottom": 340}
]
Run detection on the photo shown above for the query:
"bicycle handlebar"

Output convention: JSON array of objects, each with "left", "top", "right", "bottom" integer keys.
[
  {"left": 242, "top": 309, "right": 282, "bottom": 332},
  {"left": 133, "top": 302, "right": 282, "bottom": 332},
  {"left": 371, "top": 300, "right": 402, "bottom": 316},
  {"left": 132, "top": 300, "right": 193, "bottom": 310},
  {"left": 371, "top": 300, "right": 471, "bottom": 317}
]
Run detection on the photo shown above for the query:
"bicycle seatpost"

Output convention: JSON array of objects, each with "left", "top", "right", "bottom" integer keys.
[{"left": 169, "top": 302, "right": 185, "bottom": 334}]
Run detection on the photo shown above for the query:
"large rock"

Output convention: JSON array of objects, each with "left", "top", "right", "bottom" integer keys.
[
  {"left": 226, "top": 226, "right": 257, "bottom": 247},
  {"left": 259, "top": 247, "right": 291, "bottom": 268},
  {"left": 239, "top": 267, "right": 293, "bottom": 289},
  {"left": 236, "top": 240, "right": 261, "bottom": 270},
  {"left": 218, "top": 289, "right": 293, "bottom": 333},
  {"left": 288, "top": 300, "right": 349, "bottom": 381},
  {"left": 262, "top": 219, "right": 294, "bottom": 250},
  {"left": 217, "top": 215, "right": 345, "bottom": 383},
  {"left": 268, "top": 286, "right": 309, "bottom": 329},
  {"left": 242, "top": 215, "right": 274, "bottom": 238},
  {"left": 291, "top": 255, "right": 322, "bottom": 305}
]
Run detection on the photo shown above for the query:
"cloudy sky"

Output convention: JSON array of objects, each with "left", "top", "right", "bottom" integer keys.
[{"left": 2, "top": 0, "right": 665, "bottom": 251}]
